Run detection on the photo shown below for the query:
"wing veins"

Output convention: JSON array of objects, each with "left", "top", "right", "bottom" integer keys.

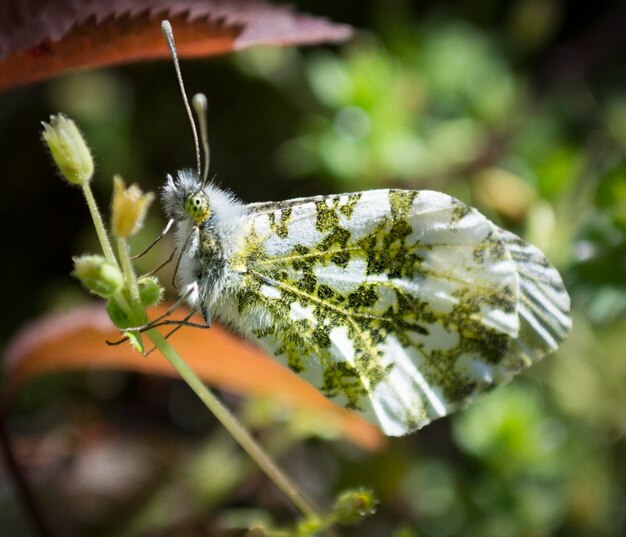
[
  {"left": 249, "top": 269, "right": 391, "bottom": 323},
  {"left": 255, "top": 241, "right": 496, "bottom": 269},
  {"left": 251, "top": 270, "right": 451, "bottom": 415},
  {"left": 256, "top": 250, "right": 505, "bottom": 295},
  {"left": 249, "top": 269, "right": 399, "bottom": 400},
  {"left": 255, "top": 247, "right": 362, "bottom": 267},
  {"left": 417, "top": 266, "right": 507, "bottom": 293}
]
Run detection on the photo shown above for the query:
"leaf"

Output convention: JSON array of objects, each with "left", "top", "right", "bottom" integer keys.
[
  {"left": 3, "top": 303, "right": 384, "bottom": 451},
  {"left": 0, "top": 0, "right": 352, "bottom": 92}
]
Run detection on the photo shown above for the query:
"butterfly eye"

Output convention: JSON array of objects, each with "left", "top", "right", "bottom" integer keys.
[{"left": 184, "top": 192, "right": 210, "bottom": 224}]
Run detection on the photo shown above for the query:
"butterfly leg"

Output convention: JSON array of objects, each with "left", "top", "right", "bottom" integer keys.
[
  {"left": 106, "top": 285, "right": 199, "bottom": 346},
  {"left": 106, "top": 315, "right": 211, "bottom": 346},
  {"left": 143, "top": 247, "right": 177, "bottom": 277},
  {"left": 142, "top": 308, "right": 201, "bottom": 356},
  {"left": 131, "top": 218, "right": 175, "bottom": 259},
  {"left": 200, "top": 300, "right": 212, "bottom": 327},
  {"left": 172, "top": 226, "right": 200, "bottom": 288}
]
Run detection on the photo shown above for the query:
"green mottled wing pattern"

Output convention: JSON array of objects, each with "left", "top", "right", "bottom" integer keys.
[{"left": 225, "top": 189, "right": 570, "bottom": 436}]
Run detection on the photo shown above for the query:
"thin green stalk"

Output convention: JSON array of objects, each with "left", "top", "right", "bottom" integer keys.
[
  {"left": 112, "top": 289, "right": 135, "bottom": 319},
  {"left": 117, "top": 237, "right": 141, "bottom": 306},
  {"left": 147, "top": 329, "right": 322, "bottom": 523},
  {"left": 82, "top": 183, "right": 117, "bottom": 266}
]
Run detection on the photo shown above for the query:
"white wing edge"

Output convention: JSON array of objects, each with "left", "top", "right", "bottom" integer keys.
[{"left": 497, "top": 228, "right": 572, "bottom": 368}]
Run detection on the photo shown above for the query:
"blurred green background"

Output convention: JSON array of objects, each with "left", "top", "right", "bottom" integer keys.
[{"left": 1, "top": 0, "right": 625, "bottom": 536}]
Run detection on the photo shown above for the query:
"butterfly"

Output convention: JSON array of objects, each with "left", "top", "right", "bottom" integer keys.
[
  {"left": 162, "top": 172, "right": 571, "bottom": 436},
  {"left": 157, "top": 21, "right": 571, "bottom": 437}
]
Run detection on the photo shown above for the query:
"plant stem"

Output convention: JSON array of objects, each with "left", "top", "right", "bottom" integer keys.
[
  {"left": 112, "top": 289, "right": 135, "bottom": 319},
  {"left": 117, "top": 237, "right": 141, "bottom": 306},
  {"left": 146, "top": 329, "right": 322, "bottom": 523},
  {"left": 82, "top": 184, "right": 117, "bottom": 267}
]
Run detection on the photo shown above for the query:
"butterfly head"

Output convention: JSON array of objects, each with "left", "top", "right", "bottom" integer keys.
[
  {"left": 162, "top": 170, "right": 209, "bottom": 225},
  {"left": 184, "top": 190, "right": 211, "bottom": 224}
]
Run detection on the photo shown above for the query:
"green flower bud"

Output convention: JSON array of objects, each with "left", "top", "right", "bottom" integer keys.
[
  {"left": 333, "top": 488, "right": 378, "bottom": 525},
  {"left": 105, "top": 298, "right": 133, "bottom": 328},
  {"left": 111, "top": 175, "right": 155, "bottom": 238},
  {"left": 105, "top": 299, "right": 145, "bottom": 352},
  {"left": 138, "top": 276, "right": 163, "bottom": 308},
  {"left": 73, "top": 255, "right": 123, "bottom": 298},
  {"left": 41, "top": 114, "right": 94, "bottom": 186}
]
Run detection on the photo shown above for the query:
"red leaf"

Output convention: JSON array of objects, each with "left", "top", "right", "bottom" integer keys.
[
  {"left": 0, "top": 0, "right": 352, "bottom": 91},
  {"left": 3, "top": 304, "right": 385, "bottom": 451}
]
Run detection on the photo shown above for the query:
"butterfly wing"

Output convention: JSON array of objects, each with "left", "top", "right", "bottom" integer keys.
[
  {"left": 497, "top": 229, "right": 571, "bottom": 365},
  {"left": 225, "top": 189, "right": 570, "bottom": 436}
]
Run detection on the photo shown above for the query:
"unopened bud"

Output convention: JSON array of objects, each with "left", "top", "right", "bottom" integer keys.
[
  {"left": 138, "top": 276, "right": 163, "bottom": 308},
  {"left": 333, "top": 488, "right": 378, "bottom": 525},
  {"left": 106, "top": 298, "right": 132, "bottom": 328},
  {"left": 105, "top": 299, "right": 145, "bottom": 352},
  {"left": 42, "top": 114, "right": 94, "bottom": 186},
  {"left": 111, "top": 176, "right": 155, "bottom": 238},
  {"left": 73, "top": 255, "right": 123, "bottom": 298}
]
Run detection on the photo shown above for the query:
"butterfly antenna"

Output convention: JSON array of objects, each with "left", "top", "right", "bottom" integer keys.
[
  {"left": 161, "top": 20, "right": 201, "bottom": 180},
  {"left": 192, "top": 93, "right": 211, "bottom": 188}
]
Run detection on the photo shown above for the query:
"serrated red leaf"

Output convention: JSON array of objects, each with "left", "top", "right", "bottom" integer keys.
[
  {"left": 0, "top": 0, "right": 352, "bottom": 91},
  {"left": 3, "top": 304, "right": 384, "bottom": 451}
]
